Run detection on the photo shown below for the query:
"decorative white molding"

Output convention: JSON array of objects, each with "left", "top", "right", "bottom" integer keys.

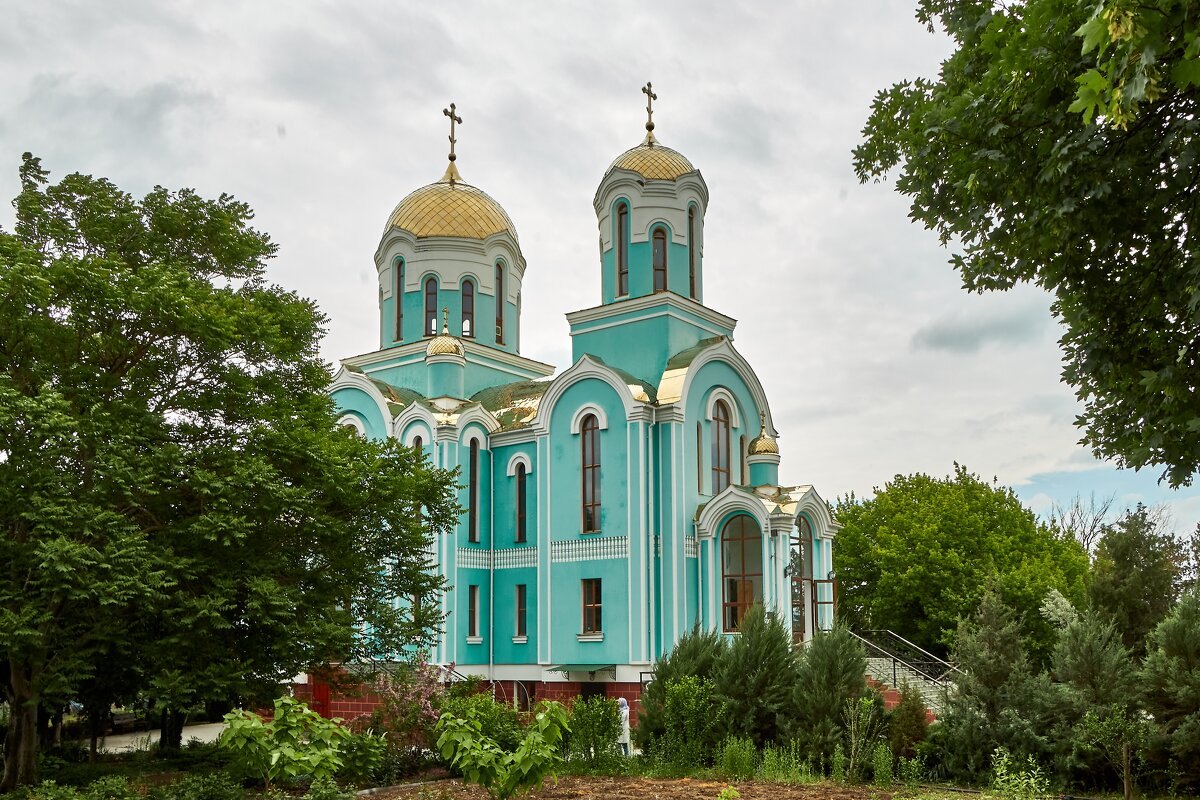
[
  {"left": 791, "top": 486, "right": 838, "bottom": 541},
  {"left": 457, "top": 548, "right": 492, "bottom": 570},
  {"left": 506, "top": 452, "right": 533, "bottom": 477},
  {"left": 337, "top": 414, "right": 366, "bottom": 436},
  {"left": 694, "top": 485, "right": 770, "bottom": 540},
  {"left": 667, "top": 338, "right": 776, "bottom": 437},
  {"left": 550, "top": 535, "right": 629, "bottom": 563},
  {"left": 394, "top": 402, "right": 438, "bottom": 442},
  {"left": 528, "top": 355, "right": 642, "bottom": 436},
  {"left": 494, "top": 547, "right": 538, "bottom": 569},
  {"left": 570, "top": 403, "right": 609, "bottom": 434},
  {"left": 456, "top": 405, "right": 501, "bottom": 437},
  {"left": 685, "top": 535, "right": 698, "bottom": 559},
  {"left": 704, "top": 387, "right": 743, "bottom": 429},
  {"left": 329, "top": 367, "right": 394, "bottom": 431},
  {"left": 565, "top": 291, "right": 735, "bottom": 335},
  {"left": 461, "top": 429, "right": 488, "bottom": 450}
]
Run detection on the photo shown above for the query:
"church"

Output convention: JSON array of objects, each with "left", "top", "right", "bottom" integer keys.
[{"left": 326, "top": 87, "right": 838, "bottom": 707}]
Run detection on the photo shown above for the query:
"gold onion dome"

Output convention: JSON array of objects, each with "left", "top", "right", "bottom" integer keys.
[
  {"left": 387, "top": 164, "right": 519, "bottom": 241},
  {"left": 607, "top": 138, "right": 695, "bottom": 181},
  {"left": 426, "top": 308, "right": 465, "bottom": 358},
  {"left": 747, "top": 412, "right": 779, "bottom": 456}
]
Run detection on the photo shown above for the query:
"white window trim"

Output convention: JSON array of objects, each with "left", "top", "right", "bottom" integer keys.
[
  {"left": 570, "top": 404, "right": 609, "bottom": 434},
  {"left": 705, "top": 388, "right": 742, "bottom": 429},
  {"left": 337, "top": 414, "right": 366, "bottom": 436},
  {"left": 506, "top": 452, "right": 534, "bottom": 477}
]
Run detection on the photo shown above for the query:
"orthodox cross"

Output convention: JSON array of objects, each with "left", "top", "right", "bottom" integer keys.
[
  {"left": 443, "top": 103, "right": 463, "bottom": 184},
  {"left": 442, "top": 306, "right": 450, "bottom": 335},
  {"left": 642, "top": 82, "right": 657, "bottom": 142},
  {"left": 759, "top": 410, "right": 767, "bottom": 435}
]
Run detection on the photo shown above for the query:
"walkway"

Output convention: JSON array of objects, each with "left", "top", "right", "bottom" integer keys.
[{"left": 96, "top": 722, "right": 225, "bottom": 753}]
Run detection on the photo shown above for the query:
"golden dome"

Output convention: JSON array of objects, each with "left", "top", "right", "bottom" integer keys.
[
  {"left": 387, "top": 164, "right": 518, "bottom": 241},
  {"left": 607, "top": 139, "right": 695, "bottom": 181},
  {"left": 747, "top": 412, "right": 779, "bottom": 456},
  {"left": 426, "top": 307, "right": 465, "bottom": 358}
]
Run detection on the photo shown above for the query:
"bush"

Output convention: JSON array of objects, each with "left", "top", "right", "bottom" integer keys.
[
  {"left": 150, "top": 772, "right": 244, "bottom": 800},
  {"left": 219, "top": 697, "right": 350, "bottom": 789},
  {"left": 992, "top": 747, "right": 1050, "bottom": 800},
  {"left": 712, "top": 606, "right": 797, "bottom": 749},
  {"left": 716, "top": 737, "right": 758, "bottom": 781},
  {"left": 366, "top": 654, "right": 446, "bottom": 749},
  {"left": 336, "top": 729, "right": 388, "bottom": 786},
  {"left": 871, "top": 742, "right": 893, "bottom": 786},
  {"left": 81, "top": 776, "right": 137, "bottom": 800},
  {"left": 898, "top": 754, "right": 925, "bottom": 787},
  {"left": 889, "top": 683, "right": 929, "bottom": 760},
  {"left": 634, "top": 624, "right": 727, "bottom": 754},
  {"left": 438, "top": 692, "right": 522, "bottom": 755},
  {"left": 301, "top": 776, "right": 350, "bottom": 800},
  {"left": 565, "top": 696, "right": 620, "bottom": 770},
  {"left": 757, "top": 741, "right": 815, "bottom": 784},
  {"left": 661, "top": 676, "right": 723, "bottom": 769}
]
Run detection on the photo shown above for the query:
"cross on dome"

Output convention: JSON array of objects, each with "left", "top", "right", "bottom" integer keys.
[
  {"left": 442, "top": 102, "right": 464, "bottom": 184},
  {"left": 642, "top": 82, "right": 658, "bottom": 144}
]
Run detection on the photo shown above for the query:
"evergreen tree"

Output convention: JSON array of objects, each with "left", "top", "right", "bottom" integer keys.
[
  {"left": 1141, "top": 593, "right": 1200, "bottom": 789},
  {"left": 789, "top": 624, "right": 868, "bottom": 762},
  {"left": 634, "top": 622, "right": 727, "bottom": 753},
  {"left": 712, "top": 605, "right": 798, "bottom": 749}
]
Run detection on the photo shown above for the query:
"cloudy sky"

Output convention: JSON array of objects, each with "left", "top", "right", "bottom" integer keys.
[{"left": 3, "top": 1, "right": 1196, "bottom": 532}]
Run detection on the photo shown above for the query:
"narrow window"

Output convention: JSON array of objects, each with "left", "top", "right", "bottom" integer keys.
[
  {"left": 652, "top": 227, "right": 668, "bottom": 292},
  {"left": 696, "top": 423, "right": 703, "bottom": 494},
  {"left": 515, "top": 462, "right": 528, "bottom": 543},
  {"left": 424, "top": 277, "right": 438, "bottom": 335},
  {"left": 468, "top": 584, "right": 480, "bottom": 638},
  {"left": 582, "top": 578, "right": 602, "bottom": 634},
  {"left": 495, "top": 263, "right": 505, "bottom": 344},
  {"left": 688, "top": 207, "right": 697, "bottom": 299},
  {"left": 413, "top": 435, "right": 423, "bottom": 452},
  {"left": 722, "top": 515, "right": 763, "bottom": 632},
  {"left": 516, "top": 584, "right": 527, "bottom": 638},
  {"left": 616, "top": 203, "right": 629, "bottom": 296},
  {"left": 462, "top": 279, "right": 475, "bottom": 337},
  {"left": 468, "top": 439, "right": 479, "bottom": 543},
  {"left": 712, "top": 400, "right": 731, "bottom": 493},
  {"left": 581, "top": 414, "right": 601, "bottom": 532},
  {"left": 394, "top": 259, "right": 404, "bottom": 340},
  {"left": 740, "top": 434, "right": 748, "bottom": 483}
]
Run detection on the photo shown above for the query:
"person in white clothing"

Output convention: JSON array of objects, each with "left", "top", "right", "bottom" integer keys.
[{"left": 617, "top": 697, "right": 631, "bottom": 756}]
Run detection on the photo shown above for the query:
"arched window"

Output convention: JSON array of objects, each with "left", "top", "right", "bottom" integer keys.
[
  {"left": 424, "top": 277, "right": 438, "bottom": 335},
  {"left": 495, "top": 263, "right": 505, "bottom": 344},
  {"left": 696, "top": 422, "right": 703, "bottom": 494},
  {"left": 722, "top": 515, "right": 763, "bottom": 632},
  {"left": 616, "top": 203, "right": 629, "bottom": 296},
  {"left": 581, "top": 414, "right": 601, "bottom": 532},
  {"left": 462, "top": 279, "right": 475, "bottom": 338},
  {"left": 515, "top": 462, "right": 527, "bottom": 543},
  {"left": 652, "top": 227, "right": 668, "bottom": 292},
  {"left": 688, "top": 207, "right": 697, "bottom": 299},
  {"left": 394, "top": 259, "right": 404, "bottom": 341},
  {"left": 413, "top": 435, "right": 423, "bottom": 452},
  {"left": 711, "top": 400, "right": 731, "bottom": 493},
  {"left": 468, "top": 439, "right": 479, "bottom": 543}
]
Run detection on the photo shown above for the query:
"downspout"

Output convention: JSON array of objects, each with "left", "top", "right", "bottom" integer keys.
[
  {"left": 488, "top": 471, "right": 495, "bottom": 696},
  {"left": 647, "top": 418, "right": 657, "bottom": 660}
]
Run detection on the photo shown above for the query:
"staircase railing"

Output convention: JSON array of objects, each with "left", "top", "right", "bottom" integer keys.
[{"left": 850, "top": 629, "right": 960, "bottom": 687}]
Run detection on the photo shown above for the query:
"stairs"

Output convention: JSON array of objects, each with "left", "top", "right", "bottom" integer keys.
[{"left": 851, "top": 630, "right": 958, "bottom": 718}]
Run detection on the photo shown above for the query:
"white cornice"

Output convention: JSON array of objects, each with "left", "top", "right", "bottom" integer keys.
[
  {"left": 527, "top": 355, "right": 649, "bottom": 436},
  {"left": 329, "top": 366, "right": 393, "bottom": 428},
  {"left": 343, "top": 339, "right": 554, "bottom": 379},
  {"left": 694, "top": 485, "right": 771, "bottom": 539},
  {"left": 565, "top": 292, "right": 736, "bottom": 333}
]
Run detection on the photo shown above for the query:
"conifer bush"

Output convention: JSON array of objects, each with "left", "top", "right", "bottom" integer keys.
[
  {"left": 712, "top": 606, "right": 797, "bottom": 749},
  {"left": 633, "top": 623, "right": 726, "bottom": 754},
  {"left": 1141, "top": 592, "right": 1200, "bottom": 790},
  {"left": 888, "top": 682, "right": 929, "bottom": 760},
  {"left": 788, "top": 624, "right": 867, "bottom": 763}
]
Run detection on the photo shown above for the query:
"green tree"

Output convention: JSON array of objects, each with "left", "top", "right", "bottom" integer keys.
[
  {"left": 1089, "top": 504, "right": 1188, "bottom": 654},
  {"left": 634, "top": 622, "right": 727, "bottom": 754},
  {"left": 712, "top": 605, "right": 798, "bottom": 749},
  {"left": 789, "top": 625, "right": 869, "bottom": 763},
  {"left": 1141, "top": 592, "right": 1200, "bottom": 789},
  {"left": 0, "top": 155, "right": 457, "bottom": 788},
  {"left": 834, "top": 465, "right": 1089, "bottom": 659},
  {"left": 854, "top": 0, "right": 1200, "bottom": 487}
]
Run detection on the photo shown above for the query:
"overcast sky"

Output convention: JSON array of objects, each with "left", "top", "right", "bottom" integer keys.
[{"left": 3, "top": 0, "right": 1196, "bottom": 533}]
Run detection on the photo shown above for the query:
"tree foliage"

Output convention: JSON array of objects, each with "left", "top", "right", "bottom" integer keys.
[
  {"left": 1140, "top": 592, "right": 1200, "bottom": 788},
  {"left": 711, "top": 606, "right": 797, "bottom": 749},
  {"left": 855, "top": 0, "right": 1200, "bottom": 487},
  {"left": 789, "top": 625, "right": 869, "bottom": 762},
  {"left": 833, "top": 465, "right": 1089, "bottom": 658},
  {"left": 0, "top": 155, "right": 458, "bottom": 788},
  {"left": 634, "top": 622, "right": 727, "bottom": 753}
]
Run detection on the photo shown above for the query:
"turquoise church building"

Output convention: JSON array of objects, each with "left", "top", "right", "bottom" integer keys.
[{"left": 326, "top": 99, "right": 837, "bottom": 706}]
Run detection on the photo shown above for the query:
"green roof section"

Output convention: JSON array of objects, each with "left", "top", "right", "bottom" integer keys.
[
  {"left": 471, "top": 379, "right": 551, "bottom": 430},
  {"left": 665, "top": 336, "right": 725, "bottom": 372}
]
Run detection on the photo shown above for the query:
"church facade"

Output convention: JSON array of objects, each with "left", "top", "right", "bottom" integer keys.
[{"left": 327, "top": 95, "right": 837, "bottom": 705}]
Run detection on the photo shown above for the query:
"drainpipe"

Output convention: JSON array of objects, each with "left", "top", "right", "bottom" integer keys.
[
  {"left": 488, "top": 474, "right": 495, "bottom": 697},
  {"left": 647, "top": 418, "right": 656, "bottom": 661}
]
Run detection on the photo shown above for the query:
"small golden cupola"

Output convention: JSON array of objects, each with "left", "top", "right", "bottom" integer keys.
[
  {"left": 747, "top": 412, "right": 779, "bottom": 456},
  {"left": 426, "top": 308, "right": 465, "bottom": 358}
]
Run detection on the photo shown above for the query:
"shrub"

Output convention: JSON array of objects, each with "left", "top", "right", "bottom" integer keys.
[
  {"left": 830, "top": 744, "right": 846, "bottom": 782},
  {"left": 438, "top": 692, "right": 522, "bottom": 755},
  {"left": 81, "top": 776, "right": 137, "bottom": 800},
  {"left": 219, "top": 696, "right": 350, "bottom": 789},
  {"left": 661, "top": 676, "right": 723, "bottom": 769},
  {"left": 336, "top": 729, "right": 388, "bottom": 786},
  {"left": 843, "top": 696, "right": 883, "bottom": 782},
  {"left": 871, "top": 742, "right": 893, "bottom": 786},
  {"left": 19, "top": 781, "right": 83, "bottom": 800},
  {"left": 993, "top": 747, "right": 1050, "bottom": 800},
  {"left": 712, "top": 606, "right": 797, "bottom": 749},
  {"left": 150, "top": 772, "right": 244, "bottom": 800},
  {"left": 366, "top": 653, "right": 446, "bottom": 749},
  {"left": 435, "top": 700, "right": 569, "bottom": 800},
  {"left": 301, "top": 776, "right": 350, "bottom": 800},
  {"left": 634, "top": 623, "right": 727, "bottom": 754},
  {"left": 889, "top": 683, "right": 929, "bottom": 760},
  {"left": 716, "top": 737, "right": 757, "bottom": 781},
  {"left": 757, "top": 741, "right": 815, "bottom": 784},
  {"left": 898, "top": 754, "right": 925, "bottom": 787},
  {"left": 565, "top": 696, "right": 620, "bottom": 770}
]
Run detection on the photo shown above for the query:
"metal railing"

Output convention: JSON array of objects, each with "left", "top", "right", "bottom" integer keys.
[{"left": 850, "top": 629, "right": 960, "bottom": 687}]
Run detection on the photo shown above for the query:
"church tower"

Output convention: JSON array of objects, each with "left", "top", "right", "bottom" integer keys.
[{"left": 569, "top": 83, "right": 734, "bottom": 383}]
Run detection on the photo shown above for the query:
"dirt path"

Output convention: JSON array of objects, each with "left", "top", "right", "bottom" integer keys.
[{"left": 366, "top": 775, "right": 894, "bottom": 800}]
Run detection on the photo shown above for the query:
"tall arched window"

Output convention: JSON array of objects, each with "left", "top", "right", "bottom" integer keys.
[
  {"left": 688, "top": 207, "right": 697, "bottom": 299},
  {"left": 581, "top": 414, "right": 601, "bottom": 532},
  {"left": 711, "top": 400, "right": 731, "bottom": 493},
  {"left": 394, "top": 259, "right": 404, "bottom": 341},
  {"left": 424, "top": 277, "right": 438, "bottom": 335},
  {"left": 462, "top": 279, "right": 475, "bottom": 338},
  {"left": 495, "top": 263, "right": 505, "bottom": 344},
  {"left": 652, "top": 227, "right": 668, "bottom": 292},
  {"left": 515, "top": 462, "right": 527, "bottom": 543},
  {"left": 413, "top": 435, "right": 423, "bottom": 452},
  {"left": 722, "top": 515, "right": 763, "bottom": 632},
  {"left": 468, "top": 439, "right": 479, "bottom": 543},
  {"left": 616, "top": 203, "right": 629, "bottom": 296}
]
